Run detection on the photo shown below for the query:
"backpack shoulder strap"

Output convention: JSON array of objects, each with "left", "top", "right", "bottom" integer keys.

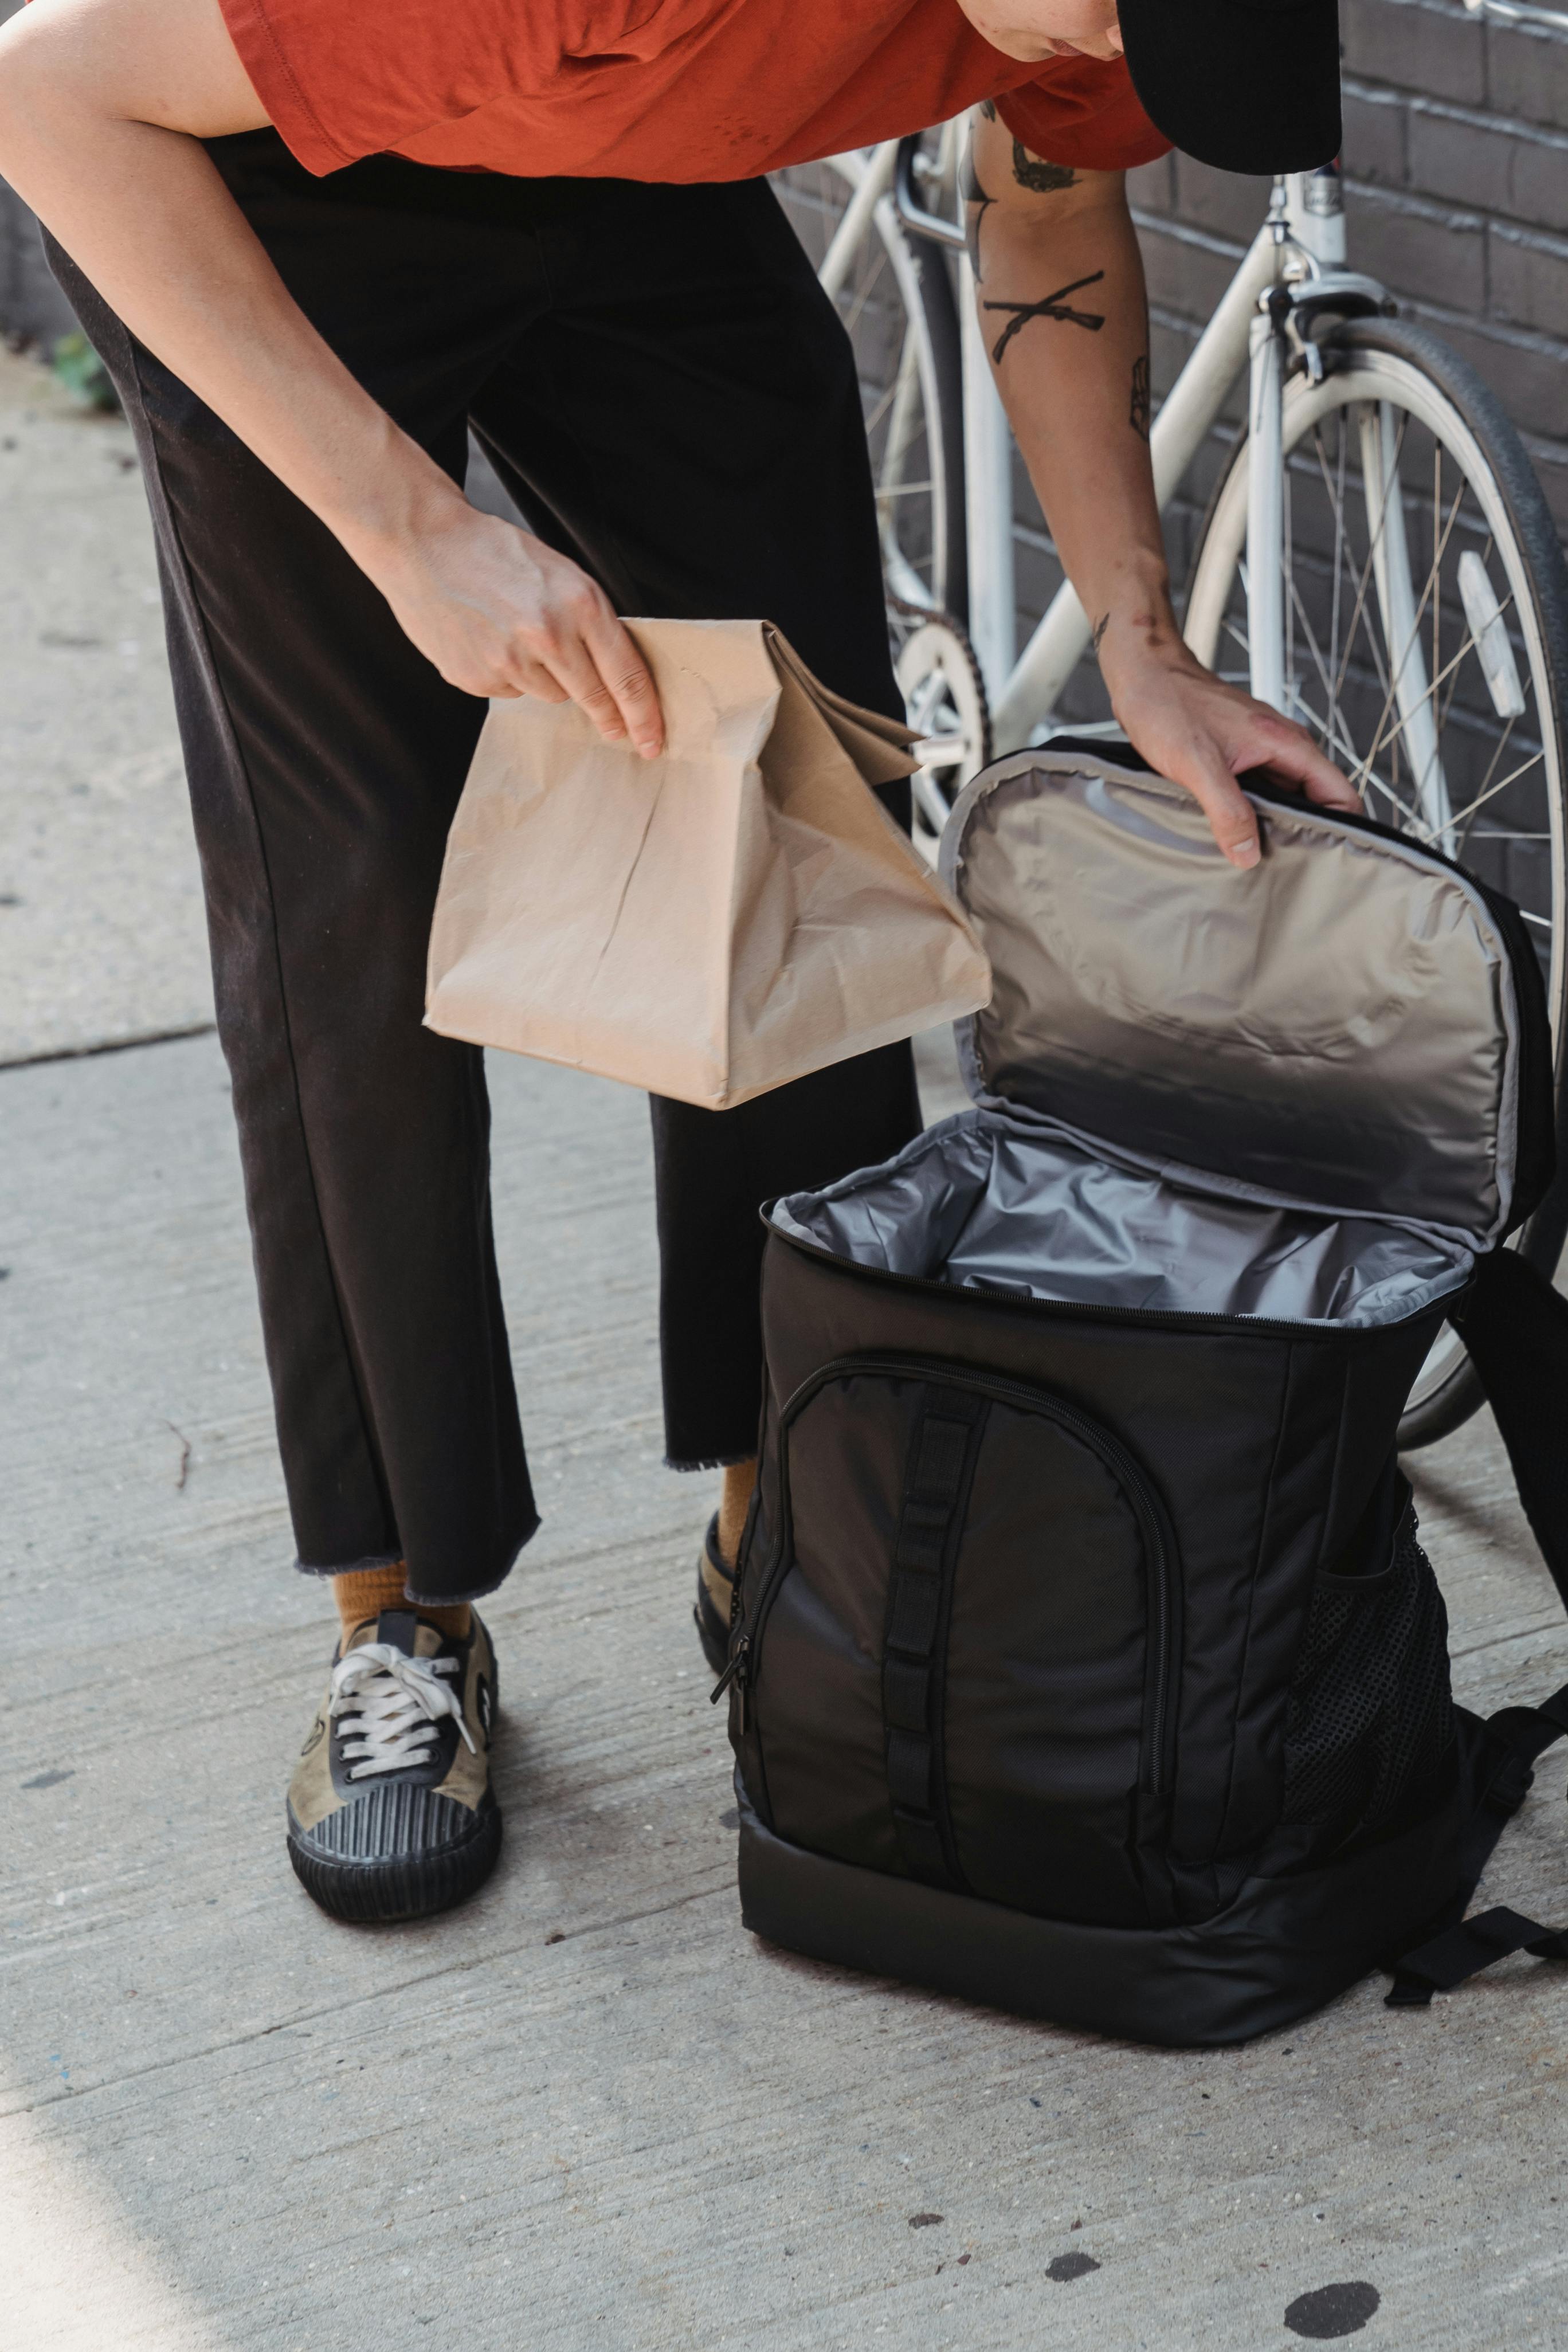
[{"left": 1451, "top": 1248, "right": 1568, "bottom": 1609}]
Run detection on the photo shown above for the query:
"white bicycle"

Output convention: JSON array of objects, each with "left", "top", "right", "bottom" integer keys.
[{"left": 785, "top": 115, "right": 1568, "bottom": 1448}]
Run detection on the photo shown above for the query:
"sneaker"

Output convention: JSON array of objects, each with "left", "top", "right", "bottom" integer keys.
[
  {"left": 694, "top": 1515, "right": 734, "bottom": 1678},
  {"left": 287, "top": 1609, "right": 501, "bottom": 1923}
]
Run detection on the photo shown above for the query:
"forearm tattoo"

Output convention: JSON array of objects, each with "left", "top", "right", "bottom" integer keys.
[
  {"left": 983, "top": 271, "right": 1106, "bottom": 364},
  {"left": 1130, "top": 354, "right": 1151, "bottom": 441},
  {"left": 1092, "top": 613, "right": 1111, "bottom": 656},
  {"left": 963, "top": 156, "right": 997, "bottom": 277},
  {"left": 1012, "top": 142, "right": 1077, "bottom": 195}
]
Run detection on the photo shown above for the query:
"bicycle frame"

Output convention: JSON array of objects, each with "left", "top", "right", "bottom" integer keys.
[{"left": 823, "top": 140, "right": 1389, "bottom": 750}]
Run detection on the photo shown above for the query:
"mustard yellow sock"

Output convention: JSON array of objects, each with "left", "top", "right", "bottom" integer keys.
[
  {"left": 413, "top": 1601, "right": 473, "bottom": 1640},
  {"left": 716, "top": 1460, "right": 758, "bottom": 1569},
  {"left": 332, "top": 1564, "right": 472, "bottom": 1644}
]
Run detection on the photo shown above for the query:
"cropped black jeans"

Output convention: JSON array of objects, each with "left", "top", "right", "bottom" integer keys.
[{"left": 50, "top": 136, "right": 921, "bottom": 1601}]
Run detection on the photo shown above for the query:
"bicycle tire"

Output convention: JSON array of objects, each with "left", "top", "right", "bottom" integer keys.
[
  {"left": 791, "top": 153, "right": 967, "bottom": 626},
  {"left": 898, "top": 229, "right": 967, "bottom": 628},
  {"left": 1183, "top": 313, "right": 1568, "bottom": 1449},
  {"left": 857, "top": 199, "right": 966, "bottom": 627}
]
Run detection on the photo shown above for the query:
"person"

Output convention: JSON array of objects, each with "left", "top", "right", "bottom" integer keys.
[{"left": 0, "top": 0, "right": 1357, "bottom": 1923}]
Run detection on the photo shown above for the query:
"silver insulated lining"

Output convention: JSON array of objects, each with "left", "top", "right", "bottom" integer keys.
[
  {"left": 774, "top": 1108, "right": 1470, "bottom": 1327},
  {"left": 773, "top": 756, "right": 1520, "bottom": 1330}
]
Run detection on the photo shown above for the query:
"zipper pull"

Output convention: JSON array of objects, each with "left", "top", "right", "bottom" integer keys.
[{"left": 709, "top": 1633, "right": 751, "bottom": 1732}]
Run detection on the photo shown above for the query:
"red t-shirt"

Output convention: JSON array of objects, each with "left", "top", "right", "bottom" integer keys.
[{"left": 219, "top": 0, "right": 1169, "bottom": 183}]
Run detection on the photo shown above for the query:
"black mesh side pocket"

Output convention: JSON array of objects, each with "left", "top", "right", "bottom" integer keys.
[{"left": 1283, "top": 1498, "right": 1455, "bottom": 1845}]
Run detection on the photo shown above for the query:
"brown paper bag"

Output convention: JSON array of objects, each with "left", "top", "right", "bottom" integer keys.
[{"left": 424, "top": 618, "right": 991, "bottom": 1109}]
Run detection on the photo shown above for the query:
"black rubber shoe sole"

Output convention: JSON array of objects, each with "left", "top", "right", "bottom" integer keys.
[
  {"left": 288, "top": 1792, "right": 501, "bottom": 1924},
  {"left": 695, "top": 1513, "right": 734, "bottom": 1678},
  {"left": 695, "top": 1587, "right": 730, "bottom": 1679}
]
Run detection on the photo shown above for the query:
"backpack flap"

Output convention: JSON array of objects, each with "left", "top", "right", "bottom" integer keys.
[{"left": 942, "top": 751, "right": 1551, "bottom": 1255}]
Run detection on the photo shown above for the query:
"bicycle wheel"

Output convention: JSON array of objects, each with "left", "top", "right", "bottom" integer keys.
[
  {"left": 1184, "top": 314, "right": 1568, "bottom": 1446},
  {"left": 784, "top": 148, "right": 966, "bottom": 622}
]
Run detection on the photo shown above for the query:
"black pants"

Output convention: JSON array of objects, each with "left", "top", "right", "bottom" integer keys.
[{"left": 50, "top": 138, "right": 922, "bottom": 1602}]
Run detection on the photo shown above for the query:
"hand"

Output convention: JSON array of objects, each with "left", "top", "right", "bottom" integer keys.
[
  {"left": 366, "top": 495, "right": 665, "bottom": 758},
  {"left": 1099, "top": 618, "right": 1359, "bottom": 868}
]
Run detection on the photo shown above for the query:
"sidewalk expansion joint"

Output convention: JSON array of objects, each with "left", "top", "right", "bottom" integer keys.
[{"left": 0, "top": 1020, "right": 217, "bottom": 1073}]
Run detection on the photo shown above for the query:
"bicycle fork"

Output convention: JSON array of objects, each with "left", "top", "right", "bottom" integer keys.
[{"left": 1245, "top": 287, "right": 1290, "bottom": 715}]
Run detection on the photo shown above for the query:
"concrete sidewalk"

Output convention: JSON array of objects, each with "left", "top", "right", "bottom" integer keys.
[
  {"left": 3, "top": 348, "right": 1568, "bottom": 2352},
  {"left": 0, "top": 346, "right": 210, "bottom": 1066}
]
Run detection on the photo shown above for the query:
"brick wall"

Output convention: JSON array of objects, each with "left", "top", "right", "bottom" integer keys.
[{"left": 1134, "top": 0, "right": 1568, "bottom": 573}]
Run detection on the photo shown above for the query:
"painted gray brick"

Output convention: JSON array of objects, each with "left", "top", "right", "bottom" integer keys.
[
  {"left": 1133, "top": 218, "right": 1246, "bottom": 319},
  {"left": 1126, "top": 155, "right": 1177, "bottom": 214},
  {"left": 1340, "top": 0, "right": 1485, "bottom": 104},
  {"left": 1408, "top": 101, "right": 1568, "bottom": 234},
  {"left": 1486, "top": 22, "right": 1568, "bottom": 137},
  {"left": 1406, "top": 300, "right": 1568, "bottom": 440},
  {"left": 1343, "top": 181, "right": 1485, "bottom": 312},
  {"left": 1522, "top": 435, "right": 1568, "bottom": 536},
  {"left": 1489, "top": 222, "right": 1568, "bottom": 337},
  {"left": 1149, "top": 315, "right": 1199, "bottom": 405},
  {"left": 1407, "top": 103, "right": 1518, "bottom": 215},
  {"left": 1511, "top": 131, "right": 1568, "bottom": 242},
  {"left": 1342, "top": 84, "right": 1408, "bottom": 187},
  {"left": 1167, "top": 160, "right": 1273, "bottom": 246}
]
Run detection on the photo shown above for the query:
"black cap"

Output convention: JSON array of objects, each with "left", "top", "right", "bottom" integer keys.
[{"left": 1116, "top": 0, "right": 1342, "bottom": 177}]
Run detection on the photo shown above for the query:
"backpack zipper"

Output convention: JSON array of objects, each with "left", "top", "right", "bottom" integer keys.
[
  {"left": 711, "top": 1632, "right": 751, "bottom": 1732},
  {"left": 712, "top": 1351, "right": 1181, "bottom": 1796}
]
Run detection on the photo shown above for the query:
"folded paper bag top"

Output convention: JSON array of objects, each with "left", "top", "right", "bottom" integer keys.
[{"left": 424, "top": 617, "right": 993, "bottom": 1110}]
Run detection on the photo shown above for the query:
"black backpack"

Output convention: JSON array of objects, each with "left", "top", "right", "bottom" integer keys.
[{"left": 716, "top": 746, "right": 1568, "bottom": 2047}]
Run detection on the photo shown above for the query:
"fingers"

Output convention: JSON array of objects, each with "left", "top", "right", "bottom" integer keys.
[
  {"left": 410, "top": 516, "right": 665, "bottom": 754},
  {"left": 579, "top": 605, "right": 665, "bottom": 758},
  {"left": 1110, "top": 655, "right": 1361, "bottom": 871},
  {"left": 496, "top": 656, "right": 569, "bottom": 704},
  {"left": 516, "top": 595, "right": 664, "bottom": 759},
  {"left": 1171, "top": 739, "right": 1262, "bottom": 869},
  {"left": 1251, "top": 712, "right": 1361, "bottom": 812}
]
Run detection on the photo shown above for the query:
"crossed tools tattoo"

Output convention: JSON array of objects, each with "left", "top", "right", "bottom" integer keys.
[{"left": 983, "top": 271, "right": 1106, "bottom": 364}]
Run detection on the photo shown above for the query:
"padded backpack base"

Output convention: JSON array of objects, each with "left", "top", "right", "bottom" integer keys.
[{"left": 736, "top": 1765, "right": 1476, "bottom": 2049}]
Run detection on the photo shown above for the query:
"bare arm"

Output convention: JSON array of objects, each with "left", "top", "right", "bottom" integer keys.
[
  {"left": 0, "top": 0, "right": 663, "bottom": 750},
  {"left": 969, "top": 108, "right": 1355, "bottom": 865}
]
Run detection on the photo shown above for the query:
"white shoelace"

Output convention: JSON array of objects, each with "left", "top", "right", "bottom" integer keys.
[{"left": 329, "top": 1643, "right": 477, "bottom": 1781}]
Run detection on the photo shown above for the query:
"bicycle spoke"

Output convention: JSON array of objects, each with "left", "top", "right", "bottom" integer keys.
[
  {"left": 1288, "top": 680, "right": 1369, "bottom": 779},
  {"left": 1435, "top": 537, "right": 1507, "bottom": 743},
  {"left": 1435, "top": 743, "right": 1543, "bottom": 846},
  {"left": 1363, "top": 597, "right": 1514, "bottom": 818},
  {"left": 1291, "top": 453, "right": 1529, "bottom": 842},
  {"left": 1307, "top": 422, "right": 1349, "bottom": 758},
  {"left": 1327, "top": 405, "right": 1409, "bottom": 716},
  {"left": 861, "top": 373, "right": 902, "bottom": 444},
  {"left": 1330, "top": 494, "right": 1395, "bottom": 718},
  {"left": 838, "top": 241, "right": 889, "bottom": 339},
  {"left": 1283, "top": 594, "right": 1382, "bottom": 781},
  {"left": 1350, "top": 471, "right": 1468, "bottom": 798}
]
